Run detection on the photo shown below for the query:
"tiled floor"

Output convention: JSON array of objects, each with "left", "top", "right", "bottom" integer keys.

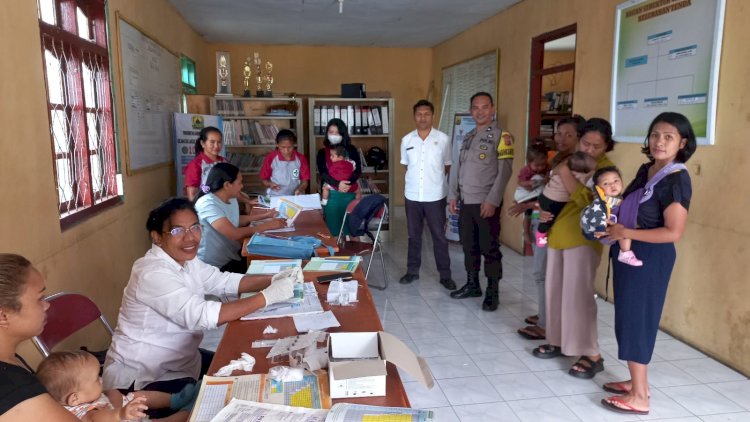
[{"left": 201, "top": 208, "right": 750, "bottom": 421}]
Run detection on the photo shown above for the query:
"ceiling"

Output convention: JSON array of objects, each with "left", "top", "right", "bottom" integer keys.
[{"left": 168, "top": 0, "right": 522, "bottom": 48}]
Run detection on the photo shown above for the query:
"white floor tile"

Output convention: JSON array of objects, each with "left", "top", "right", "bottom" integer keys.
[
  {"left": 636, "top": 388, "right": 693, "bottom": 420},
  {"left": 437, "top": 376, "right": 502, "bottom": 405},
  {"left": 486, "top": 372, "right": 555, "bottom": 401},
  {"left": 404, "top": 380, "right": 450, "bottom": 408},
  {"left": 453, "top": 401, "right": 520, "bottom": 422},
  {"left": 535, "top": 369, "right": 604, "bottom": 396},
  {"left": 413, "top": 337, "right": 466, "bottom": 358},
  {"left": 707, "top": 380, "right": 750, "bottom": 411},
  {"left": 470, "top": 351, "right": 530, "bottom": 375},
  {"left": 506, "top": 397, "right": 581, "bottom": 422},
  {"left": 403, "top": 321, "right": 450, "bottom": 341},
  {"left": 455, "top": 334, "right": 510, "bottom": 354},
  {"left": 698, "top": 413, "right": 750, "bottom": 421},
  {"left": 426, "top": 354, "right": 483, "bottom": 379},
  {"left": 559, "top": 392, "right": 641, "bottom": 421},
  {"left": 443, "top": 319, "right": 494, "bottom": 338},
  {"left": 647, "top": 362, "right": 702, "bottom": 388},
  {"left": 422, "top": 406, "right": 460, "bottom": 422},
  {"left": 674, "top": 359, "right": 747, "bottom": 384},
  {"left": 653, "top": 340, "right": 707, "bottom": 361},
  {"left": 660, "top": 384, "right": 745, "bottom": 415}
]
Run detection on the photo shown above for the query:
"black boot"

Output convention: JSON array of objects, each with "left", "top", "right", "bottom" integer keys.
[
  {"left": 450, "top": 272, "right": 482, "bottom": 299},
  {"left": 482, "top": 277, "right": 500, "bottom": 311}
]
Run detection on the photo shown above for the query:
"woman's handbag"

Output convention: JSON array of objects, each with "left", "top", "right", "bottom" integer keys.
[{"left": 246, "top": 233, "right": 334, "bottom": 259}]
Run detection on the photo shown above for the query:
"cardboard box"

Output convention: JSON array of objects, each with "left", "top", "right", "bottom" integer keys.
[{"left": 327, "top": 331, "right": 433, "bottom": 398}]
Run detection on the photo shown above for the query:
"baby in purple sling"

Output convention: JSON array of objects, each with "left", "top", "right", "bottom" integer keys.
[{"left": 580, "top": 166, "right": 642, "bottom": 266}]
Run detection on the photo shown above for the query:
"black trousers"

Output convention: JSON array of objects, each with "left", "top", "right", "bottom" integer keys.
[
  {"left": 459, "top": 202, "right": 503, "bottom": 278},
  {"left": 405, "top": 197, "right": 451, "bottom": 279},
  {"left": 536, "top": 193, "right": 566, "bottom": 234}
]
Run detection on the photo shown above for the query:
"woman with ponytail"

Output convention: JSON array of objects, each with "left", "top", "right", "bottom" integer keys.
[{"left": 195, "top": 163, "right": 285, "bottom": 272}]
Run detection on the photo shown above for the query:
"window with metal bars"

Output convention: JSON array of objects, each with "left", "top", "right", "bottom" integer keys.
[{"left": 38, "top": 0, "right": 121, "bottom": 228}]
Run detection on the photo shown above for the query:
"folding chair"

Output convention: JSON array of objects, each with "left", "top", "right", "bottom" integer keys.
[
  {"left": 336, "top": 198, "right": 389, "bottom": 290},
  {"left": 31, "top": 292, "right": 114, "bottom": 364}
]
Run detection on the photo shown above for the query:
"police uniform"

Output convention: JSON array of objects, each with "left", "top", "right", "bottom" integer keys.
[{"left": 448, "top": 121, "right": 514, "bottom": 309}]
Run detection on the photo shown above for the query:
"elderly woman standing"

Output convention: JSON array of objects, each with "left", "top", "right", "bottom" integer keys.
[
  {"left": 532, "top": 118, "right": 615, "bottom": 380},
  {"left": 600, "top": 112, "right": 696, "bottom": 416}
]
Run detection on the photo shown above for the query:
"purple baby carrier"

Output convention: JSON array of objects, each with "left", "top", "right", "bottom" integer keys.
[{"left": 616, "top": 162, "right": 687, "bottom": 229}]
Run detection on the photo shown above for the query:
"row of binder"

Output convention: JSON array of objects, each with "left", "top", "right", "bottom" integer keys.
[
  {"left": 223, "top": 120, "right": 280, "bottom": 146},
  {"left": 225, "top": 152, "right": 265, "bottom": 173},
  {"left": 313, "top": 104, "right": 389, "bottom": 136}
]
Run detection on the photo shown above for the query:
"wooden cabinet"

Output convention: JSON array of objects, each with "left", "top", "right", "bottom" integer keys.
[
  {"left": 307, "top": 98, "right": 395, "bottom": 227},
  {"left": 210, "top": 97, "right": 304, "bottom": 193}
]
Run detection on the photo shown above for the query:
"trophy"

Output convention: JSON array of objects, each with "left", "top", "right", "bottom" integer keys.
[
  {"left": 215, "top": 51, "right": 232, "bottom": 96},
  {"left": 264, "top": 61, "right": 274, "bottom": 97},
  {"left": 242, "top": 57, "right": 252, "bottom": 97},
  {"left": 253, "top": 52, "right": 264, "bottom": 97}
]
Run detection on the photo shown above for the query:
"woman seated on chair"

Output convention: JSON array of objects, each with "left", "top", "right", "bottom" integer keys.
[
  {"left": 102, "top": 198, "right": 295, "bottom": 411},
  {"left": 195, "top": 162, "right": 285, "bottom": 272},
  {"left": 0, "top": 253, "right": 79, "bottom": 421}
]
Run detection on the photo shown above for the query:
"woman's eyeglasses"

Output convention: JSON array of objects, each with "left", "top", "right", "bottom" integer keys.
[{"left": 165, "top": 224, "right": 202, "bottom": 237}]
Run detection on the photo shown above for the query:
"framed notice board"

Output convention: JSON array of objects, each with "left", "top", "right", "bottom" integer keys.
[
  {"left": 116, "top": 14, "right": 181, "bottom": 173},
  {"left": 610, "top": 0, "right": 725, "bottom": 145}
]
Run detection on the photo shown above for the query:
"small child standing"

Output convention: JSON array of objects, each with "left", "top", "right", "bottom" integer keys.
[
  {"left": 514, "top": 142, "right": 550, "bottom": 204},
  {"left": 36, "top": 350, "right": 195, "bottom": 421},
  {"left": 320, "top": 145, "right": 360, "bottom": 206},
  {"left": 535, "top": 151, "right": 597, "bottom": 247},
  {"left": 581, "top": 166, "right": 642, "bottom": 266},
  {"left": 260, "top": 129, "right": 310, "bottom": 197}
]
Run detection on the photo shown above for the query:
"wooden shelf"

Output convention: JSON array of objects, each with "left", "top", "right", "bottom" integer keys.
[{"left": 219, "top": 115, "right": 298, "bottom": 120}]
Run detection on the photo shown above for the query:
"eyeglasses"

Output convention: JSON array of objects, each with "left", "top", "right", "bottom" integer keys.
[{"left": 165, "top": 224, "right": 202, "bottom": 237}]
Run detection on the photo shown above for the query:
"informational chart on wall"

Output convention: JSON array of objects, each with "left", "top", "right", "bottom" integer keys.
[
  {"left": 117, "top": 15, "right": 181, "bottom": 172},
  {"left": 610, "top": 0, "right": 725, "bottom": 145},
  {"left": 445, "top": 113, "right": 476, "bottom": 242}
]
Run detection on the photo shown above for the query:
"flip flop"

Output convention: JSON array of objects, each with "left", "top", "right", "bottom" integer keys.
[
  {"left": 524, "top": 315, "right": 539, "bottom": 325},
  {"left": 602, "top": 382, "right": 651, "bottom": 397},
  {"left": 601, "top": 396, "right": 649, "bottom": 416},
  {"left": 517, "top": 326, "right": 546, "bottom": 340}
]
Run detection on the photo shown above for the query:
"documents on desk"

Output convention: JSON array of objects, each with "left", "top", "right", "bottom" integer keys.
[
  {"left": 269, "top": 193, "right": 322, "bottom": 210},
  {"left": 211, "top": 400, "right": 434, "bottom": 422},
  {"left": 246, "top": 259, "right": 302, "bottom": 275},
  {"left": 189, "top": 371, "right": 331, "bottom": 422},
  {"left": 241, "top": 282, "right": 323, "bottom": 320},
  {"left": 293, "top": 310, "right": 341, "bottom": 333},
  {"left": 326, "top": 280, "right": 358, "bottom": 304},
  {"left": 303, "top": 256, "right": 361, "bottom": 272}
]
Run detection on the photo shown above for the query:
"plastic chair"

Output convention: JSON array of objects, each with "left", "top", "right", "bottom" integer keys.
[
  {"left": 31, "top": 292, "right": 114, "bottom": 361},
  {"left": 336, "top": 198, "right": 389, "bottom": 290}
]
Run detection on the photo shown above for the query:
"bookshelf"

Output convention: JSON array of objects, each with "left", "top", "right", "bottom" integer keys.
[
  {"left": 210, "top": 96, "right": 304, "bottom": 193},
  {"left": 308, "top": 97, "right": 395, "bottom": 229}
]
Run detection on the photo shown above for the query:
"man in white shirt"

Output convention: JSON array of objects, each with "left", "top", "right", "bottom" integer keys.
[
  {"left": 103, "top": 198, "right": 294, "bottom": 399},
  {"left": 398, "top": 100, "right": 455, "bottom": 290}
]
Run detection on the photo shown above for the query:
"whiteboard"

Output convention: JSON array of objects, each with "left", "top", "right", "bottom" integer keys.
[
  {"left": 439, "top": 51, "right": 497, "bottom": 140},
  {"left": 118, "top": 16, "right": 181, "bottom": 172}
]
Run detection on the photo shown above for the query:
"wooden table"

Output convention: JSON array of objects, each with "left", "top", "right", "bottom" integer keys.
[
  {"left": 216, "top": 210, "right": 410, "bottom": 408},
  {"left": 208, "top": 268, "right": 410, "bottom": 408},
  {"left": 242, "top": 209, "right": 339, "bottom": 258}
]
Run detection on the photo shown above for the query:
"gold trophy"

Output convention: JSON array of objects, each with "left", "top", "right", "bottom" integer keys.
[
  {"left": 215, "top": 51, "right": 231, "bottom": 96},
  {"left": 253, "top": 52, "right": 264, "bottom": 97},
  {"left": 264, "top": 61, "right": 274, "bottom": 97},
  {"left": 242, "top": 57, "right": 252, "bottom": 97}
]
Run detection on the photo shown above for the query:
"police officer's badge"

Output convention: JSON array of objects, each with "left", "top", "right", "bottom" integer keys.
[
  {"left": 479, "top": 153, "right": 487, "bottom": 160},
  {"left": 479, "top": 145, "right": 488, "bottom": 150}
]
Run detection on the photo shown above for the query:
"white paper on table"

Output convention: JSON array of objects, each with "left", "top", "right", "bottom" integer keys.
[
  {"left": 262, "top": 226, "right": 296, "bottom": 233},
  {"left": 292, "top": 310, "right": 341, "bottom": 333},
  {"left": 318, "top": 262, "right": 340, "bottom": 271},
  {"left": 326, "top": 280, "right": 358, "bottom": 303},
  {"left": 269, "top": 194, "right": 322, "bottom": 210},
  {"left": 209, "top": 399, "right": 328, "bottom": 422}
]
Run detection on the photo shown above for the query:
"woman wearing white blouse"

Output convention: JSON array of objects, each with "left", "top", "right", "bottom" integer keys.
[{"left": 103, "top": 198, "right": 294, "bottom": 401}]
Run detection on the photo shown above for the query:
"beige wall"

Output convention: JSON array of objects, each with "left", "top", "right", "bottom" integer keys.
[
  {"left": 198, "top": 44, "right": 433, "bottom": 204},
  {"left": 0, "top": 0, "right": 208, "bottom": 367},
  {"left": 433, "top": 0, "right": 750, "bottom": 375}
]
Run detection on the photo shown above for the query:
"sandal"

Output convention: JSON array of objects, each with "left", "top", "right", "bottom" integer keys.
[
  {"left": 601, "top": 396, "right": 649, "bottom": 415},
  {"left": 568, "top": 355, "right": 604, "bottom": 379},
  {"left": 524, "top": 315, "right": 539, "bottom": 325},
  {"left": 602, "top": 381, "right": 651, "bottom": 397},
  {"left": 517, "top": 326, "right": 546, "bottom": 340},
  {"left": 532, "top": 344, "right": 561, "bottom": 359}
]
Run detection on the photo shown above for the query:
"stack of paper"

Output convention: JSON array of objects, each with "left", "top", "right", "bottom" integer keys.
[{"left": 246, "top": 259, "right": 302, "bottom": 275}]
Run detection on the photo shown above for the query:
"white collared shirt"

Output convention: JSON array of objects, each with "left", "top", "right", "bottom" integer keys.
[
  {"left": 103, "top": 244, "right": 243, "bottom": 390},
  {"left": 400, "top": 128, "right": 452, "bottom": 202}
]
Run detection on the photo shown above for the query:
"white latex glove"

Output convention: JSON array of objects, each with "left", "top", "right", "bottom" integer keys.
[
  {"left": 261, "top": 268, "right": 298, "bottom": 306},
  {"left": 273, "top": 267, "right": 303, "bottom": 284}
]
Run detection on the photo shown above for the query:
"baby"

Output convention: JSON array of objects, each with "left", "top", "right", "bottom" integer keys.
[
  {"left": 535, "top": 151, "right": 597, "bottom": 247},
  {"left": 581, "top": 166, "right": 642, "bottom": 266},
  {"left": 513, "top": 142, "right": 550, "bottom": 204},
  {"left": 321, "top": 145, "right": 360, "bottom": 206},
  {"left": 36, "top": 350, "right": 195, "bottom": 421}
]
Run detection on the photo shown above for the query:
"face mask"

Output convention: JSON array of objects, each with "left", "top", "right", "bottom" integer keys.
[{"left": 328, "top": 134, "right": 343, "bottom": 145}]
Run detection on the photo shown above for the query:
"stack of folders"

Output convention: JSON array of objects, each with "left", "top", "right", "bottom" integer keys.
[
  {"left": 302, "top": 256, "right": 361, "bottom": 272},
  {"left": 313, "top": 104, "right": 389, "bottom": 136}
]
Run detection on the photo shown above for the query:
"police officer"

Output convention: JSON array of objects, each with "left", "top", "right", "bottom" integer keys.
[{"left": 448, "top": 92, "right": 514, "bottom": 311}]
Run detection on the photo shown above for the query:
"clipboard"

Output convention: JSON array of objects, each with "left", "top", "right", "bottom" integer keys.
[{"left": 277, "top": 198, "right": 303, "bottom": 226}]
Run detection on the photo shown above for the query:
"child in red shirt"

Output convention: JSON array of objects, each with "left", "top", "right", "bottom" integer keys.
[{"left": 321, "top": 146, "right": 359, "bottom": 206}]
